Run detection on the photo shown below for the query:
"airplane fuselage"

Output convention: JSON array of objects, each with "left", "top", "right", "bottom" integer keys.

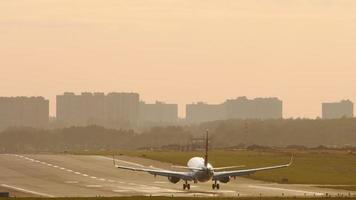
[{"left": 187, "top": 157, "right": 214, "bottom": 182}]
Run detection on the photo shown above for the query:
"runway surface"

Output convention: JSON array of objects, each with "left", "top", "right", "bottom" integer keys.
[{"left": 0, "top": 154, "right": 355, "bottom": 197}]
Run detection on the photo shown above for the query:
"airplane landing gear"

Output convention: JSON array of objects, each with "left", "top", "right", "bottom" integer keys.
[
  {"left": 183, "top": 184, "right": 190, "bottom": 190},
  {"left": 212, "top": 184, "right": 220, "bottom": 190},
  {"left": 183, "top": 180, "right": 190, "bottom": 190},
  {"left": 212, "top": 180, "right": 220, "bottom": 190}
]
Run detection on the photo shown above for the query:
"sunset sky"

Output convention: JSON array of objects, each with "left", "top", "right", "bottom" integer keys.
[{"left": 1, "top": 0, "right": 356, "bottom": 118}]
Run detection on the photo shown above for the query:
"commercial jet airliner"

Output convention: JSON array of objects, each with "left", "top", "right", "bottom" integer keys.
[{"left": 114, "top": 131, "right": 293, "bottom": 190}]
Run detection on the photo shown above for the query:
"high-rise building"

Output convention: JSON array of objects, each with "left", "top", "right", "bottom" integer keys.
[
  {"left": 186, "top": 97, "right": 283, "bottom": 123},
  {"left": 225, "top": 97, "right": 283, "bottom": 119},
  {"left": 56, "top": 92, "right": 139, "bottom": 128},
  {"left": 0, "top": 97, "right": 49, "bottom": 130},
  {"left": 106, "top": 92, "right": 140, "bottom": 128},
  {"left": 186, "top": 102, "right": 225, "bottom": 123},
  {"left": 322, "top": 100, "right": 354, "bottom": 119},
  {"left": 139, "top": 101, "right": 178, "bottom": 123}
]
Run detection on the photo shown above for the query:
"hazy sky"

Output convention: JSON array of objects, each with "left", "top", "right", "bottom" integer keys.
[{"left": 1, "top": 0, "right": 356, "bottom": 118}]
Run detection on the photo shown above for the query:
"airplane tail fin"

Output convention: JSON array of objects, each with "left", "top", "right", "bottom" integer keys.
[{"left": 204, "top": 130, "right": 209, "bottom": 167}]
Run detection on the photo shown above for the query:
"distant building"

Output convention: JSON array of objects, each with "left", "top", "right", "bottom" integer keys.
[
  {"left": 186, "top": 97, "right": 283, "bottom": 123},
  {"left": 322, "top": 100, "right": 353, "bottom": 119},
  {"left": 56, "top": 92, "right": 139, "bottom": 128},
  {"left": 0, "top": 97, "right": 49, "bottom": 130},
  {"left": 186, "top": 102, "right": 225, "bottom": 123},
  {"left": 225, "top": 97, "right": 283, "bottom": 119},
  {"left": 139, "top": 101, "right": 178, "bottom": 123}
]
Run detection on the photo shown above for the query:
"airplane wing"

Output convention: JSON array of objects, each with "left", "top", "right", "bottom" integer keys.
[
  {"left": 172, "top": 165, "right": 204, "bottom": 171},
  {"left": 115, "top": 165, "right": 195, "bottom": 181},
  {"left": 213, "top": 165, "right": 245, "bottom": 171},
  {"left": 213, "top": 156, "right": 293, "bottom": 180}
]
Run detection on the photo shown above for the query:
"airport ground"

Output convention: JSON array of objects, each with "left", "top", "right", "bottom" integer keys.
[
  {"left": 71, "top": 149, "right": 356, "bottom": 187},
  {"left": 1, "top": 152, "right": 356, "bottom": 198},
  {"left": 1, "top": 198, "right": 356, "bottom": 200}
]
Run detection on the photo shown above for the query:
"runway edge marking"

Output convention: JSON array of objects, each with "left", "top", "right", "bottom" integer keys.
[
  {"left": 248, "top": 185, "right": 325, "bottom": 196},
  {"left": 1, "top": 184, "right": 55, "bottom": 197}
]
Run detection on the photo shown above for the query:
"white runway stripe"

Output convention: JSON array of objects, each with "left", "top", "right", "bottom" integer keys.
[
  {"left": 1, "top": 184, "right": 55, "bottom": 197},
  {"left": 154, "top": 181, "right": 168, "bottom": 184},
  {"left": 65, "top": 181, "right": 79, "bottom": 184},
  {"left": 86, "top": 185, "right": 102, "bottom": 188},
  {"left": 248, "top": 185, "right": 324, "bottom": 196},
  {"left": 12, "top": 154, "right": 181, "bottom": 194},
  {"left": 16, "top": 155, "right": 121, "bottom": 186},
  {"left": 113, "top": 189, "right": 130, "bottom": 192}
]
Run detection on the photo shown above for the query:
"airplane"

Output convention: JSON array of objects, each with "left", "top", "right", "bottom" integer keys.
[{"left": 114, "top": 130, "right": 293, "bottom": 190}]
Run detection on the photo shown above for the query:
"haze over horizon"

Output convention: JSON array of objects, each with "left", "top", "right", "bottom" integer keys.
[{"left": 1, "top": 0, "right": 356, "bottom": 118}]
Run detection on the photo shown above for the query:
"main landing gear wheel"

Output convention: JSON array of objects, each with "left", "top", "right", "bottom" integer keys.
[
  {"left": 183, "top": 183, "right": 191, "bottom": 190},
  {"left": 212, "top": 180, "right": 220, "bottom": 190},
  {"left": 212, "top": 183, "right": 220, "bottom": 190},
  {"left": 183, "top": 181, "right": 191, "bottom": 190}
]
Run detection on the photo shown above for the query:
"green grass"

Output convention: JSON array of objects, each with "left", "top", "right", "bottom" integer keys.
[
  {"left": 318, "top": 186, "right": 356, "bottom": 192},
  {"left": 69, "top": 150, "right": 356, "bottom": 185},
  {"left": 122, "top": 150, "right": 356, "bottom": 185}
]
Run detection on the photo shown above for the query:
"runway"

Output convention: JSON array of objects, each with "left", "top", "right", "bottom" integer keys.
[{"left": 0, "top": 154, "right": 355, "bottom": 197}]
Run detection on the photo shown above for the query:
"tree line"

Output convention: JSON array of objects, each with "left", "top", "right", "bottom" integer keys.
[{"left": 1, "top": 118, "right": 356, "bottom": 153}]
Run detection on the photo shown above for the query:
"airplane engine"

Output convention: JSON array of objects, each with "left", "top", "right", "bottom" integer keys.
[
  {"left": 168, "top": 176, "right": 180, "bottom": 184},
  {"left": 218, "top": 176, "right": 230, "bottom": 183}
]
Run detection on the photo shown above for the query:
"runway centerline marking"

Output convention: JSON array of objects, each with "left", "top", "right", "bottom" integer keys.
[
  {"left": 113, "top": 189, "right": 130, "bottom": 192},
  {"left": 13, "top": 155, "right": 152, "bottom": 191},
  {"left": 154, "top": 181, "right": 168, "bottom": 184},
  {"left": 86, "top": 185, "right": 102, "bottom": 188},
  {"left": 1, "top": 184, "right": 55, "bottom": 197},
  {"left": 65, "top": 181, "right": 79, "bottom": 184}
]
